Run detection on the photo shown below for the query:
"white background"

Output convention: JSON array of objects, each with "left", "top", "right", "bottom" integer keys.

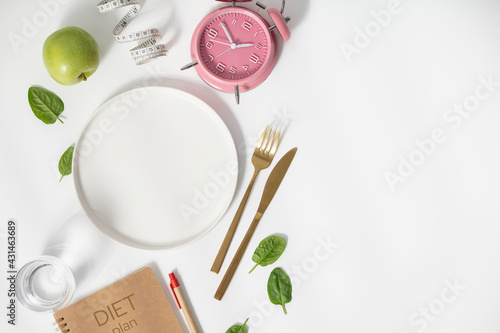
[{"left": 2, "top": 0, "right": 500, "bottom": 332}]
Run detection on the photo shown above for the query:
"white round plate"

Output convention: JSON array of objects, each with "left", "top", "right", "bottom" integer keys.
[{"left": 73, "top": 87, "right": 238, "bottom": 250}]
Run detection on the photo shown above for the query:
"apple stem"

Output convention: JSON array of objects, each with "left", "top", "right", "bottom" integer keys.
[{"left": 81, "top": 73, "right": 87, "bottom": 81}]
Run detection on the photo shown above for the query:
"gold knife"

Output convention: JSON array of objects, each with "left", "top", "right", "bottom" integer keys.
[{"left": 214, "top": 147, "right": 298, "bottom": 300}]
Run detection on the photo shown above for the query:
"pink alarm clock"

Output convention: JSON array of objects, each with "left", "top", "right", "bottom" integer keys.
[{"left": 181, "top": 0, "right": 291, "bottom": 104}]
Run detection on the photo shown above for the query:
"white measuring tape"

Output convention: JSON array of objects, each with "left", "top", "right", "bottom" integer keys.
[{"left": 97, "top": 0, "right": 168, "bottom": 65}]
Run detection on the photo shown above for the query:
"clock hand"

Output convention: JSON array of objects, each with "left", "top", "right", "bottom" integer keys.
[
  {"left": 235, "top": 43, "right": 254, "bottom": 48},
  {"left": 216, "top": 47, "right": 233, "bottom": 57},
  {"left": 220, "top": 22, "right": 234, "bottom": 44},
  {"left": 210, "top": 39, "right": 232, "bottom": 46},
  {"left": 216, "top": 43, "right": 254, "bottom": 57},
  {"left": 211, "top": 40, "right": 254, "bottom": 48}
]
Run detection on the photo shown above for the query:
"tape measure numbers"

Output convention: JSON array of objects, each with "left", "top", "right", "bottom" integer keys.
[{"left": 97, "top": 0, "right": 168, "bottom": 65}]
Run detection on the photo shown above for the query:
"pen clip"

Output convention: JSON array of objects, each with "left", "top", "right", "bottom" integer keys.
[{"left": 169, "top": 272, "right": 182, "bottom": 309}]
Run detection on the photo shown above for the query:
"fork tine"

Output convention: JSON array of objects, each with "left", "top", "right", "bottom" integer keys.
[
  {"left": 269, "top": 130, "right": 281, "bottom": 157},
  {"left": 264, "top": 128, "right": 277, "bottom": 154},
  {"left": 260, "top": 126, "right": 272, "bottom": 152},
  {"left": 255, "top": 125, "right": 268, "bottom": 151}
]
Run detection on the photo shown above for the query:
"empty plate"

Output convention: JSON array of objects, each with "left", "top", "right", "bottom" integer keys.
[{"left": 73, "top": 87, "right": 238, "bottom": 250}]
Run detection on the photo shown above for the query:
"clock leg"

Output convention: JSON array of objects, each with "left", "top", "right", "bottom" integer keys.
[
  {"left": 235, "top": 85, "right": 240, "bottom": 105},
  {"left": 180, "top": 60, "right": 198, "bottom": 71}
]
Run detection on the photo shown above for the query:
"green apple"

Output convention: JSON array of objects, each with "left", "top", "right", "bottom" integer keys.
[{"left": 42, "top": 26, "right": 100, "bottom": 85}]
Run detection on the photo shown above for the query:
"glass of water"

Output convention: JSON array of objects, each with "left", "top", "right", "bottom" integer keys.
[{"left": 15, "top": 255, "right": 75, "bottom": 312}]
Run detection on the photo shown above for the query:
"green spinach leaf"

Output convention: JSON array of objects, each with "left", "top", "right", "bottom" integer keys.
[
  {"left": 267, "top": 267, "right": 292, "bottom": 314},
  {"left": 58, "top": 146, "right": 74, "bottom": 182},
  {"left": 249, "top": 235, "right": 286, "bottom": 273},
  {"left": 225, "top": 318, "right": 249, "bottom": 333},
  {"left": 28, "top": 86, "right": 64, "bottom": 124}
]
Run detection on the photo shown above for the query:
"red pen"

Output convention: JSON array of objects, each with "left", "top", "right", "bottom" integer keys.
[{"left": 169, "top": 272, "right": 199, "bottom": 333}]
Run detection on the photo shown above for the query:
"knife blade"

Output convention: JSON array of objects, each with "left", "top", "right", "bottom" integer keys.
[
  {"left": 214, "top": 147, "right": 297, "bottom": 300},
  {"left": 257, "top": 147, "right": 297, "bottom": 214}
]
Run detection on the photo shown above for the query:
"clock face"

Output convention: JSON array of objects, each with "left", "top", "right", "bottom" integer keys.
[
  {"left": 199, "top": 11, "right": 269, "bottom": 80},
  {"left": 191, "top": 7, "right": 277, "bottom": 93}
]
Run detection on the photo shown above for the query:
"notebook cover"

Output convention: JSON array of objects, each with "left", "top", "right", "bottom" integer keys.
[{"left": 53, "top": 267, "right": 183, "bottom": 333}]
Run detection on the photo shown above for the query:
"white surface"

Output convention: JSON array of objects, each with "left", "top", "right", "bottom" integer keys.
[
  {"left": 1, "top": 0, "right": 500, "bottom": 332},
  {"left": 74, "top": 87, "right": 238, "bottom": 249}
]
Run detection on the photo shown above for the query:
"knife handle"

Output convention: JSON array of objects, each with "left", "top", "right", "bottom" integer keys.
[
  {"left": 214, "top": 211, "right": 263, "bottom": 300},
  {"left": 211, "top": 169, "right": 259, "bottom": 274}
]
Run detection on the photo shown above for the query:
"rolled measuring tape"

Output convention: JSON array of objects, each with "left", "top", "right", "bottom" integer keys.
[{"left": 97, "top": 0, "right": 168, "bottom": 65}]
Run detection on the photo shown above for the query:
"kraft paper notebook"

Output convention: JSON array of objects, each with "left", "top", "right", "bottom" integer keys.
[{"left": 53, "top": 267, "right": 183, "bottom": 333}]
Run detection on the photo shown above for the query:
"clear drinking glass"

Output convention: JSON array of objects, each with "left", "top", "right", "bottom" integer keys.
[
  {"left": 15, "top": 210, "right": 114, "bottom": 312},
  {"left": 15, "top": 255, "right": 76, "bottom": 312}
]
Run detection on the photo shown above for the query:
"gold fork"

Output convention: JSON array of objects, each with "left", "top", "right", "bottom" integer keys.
[{"left": 211, "top": 125, "right": 281, "bottom": 273}]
